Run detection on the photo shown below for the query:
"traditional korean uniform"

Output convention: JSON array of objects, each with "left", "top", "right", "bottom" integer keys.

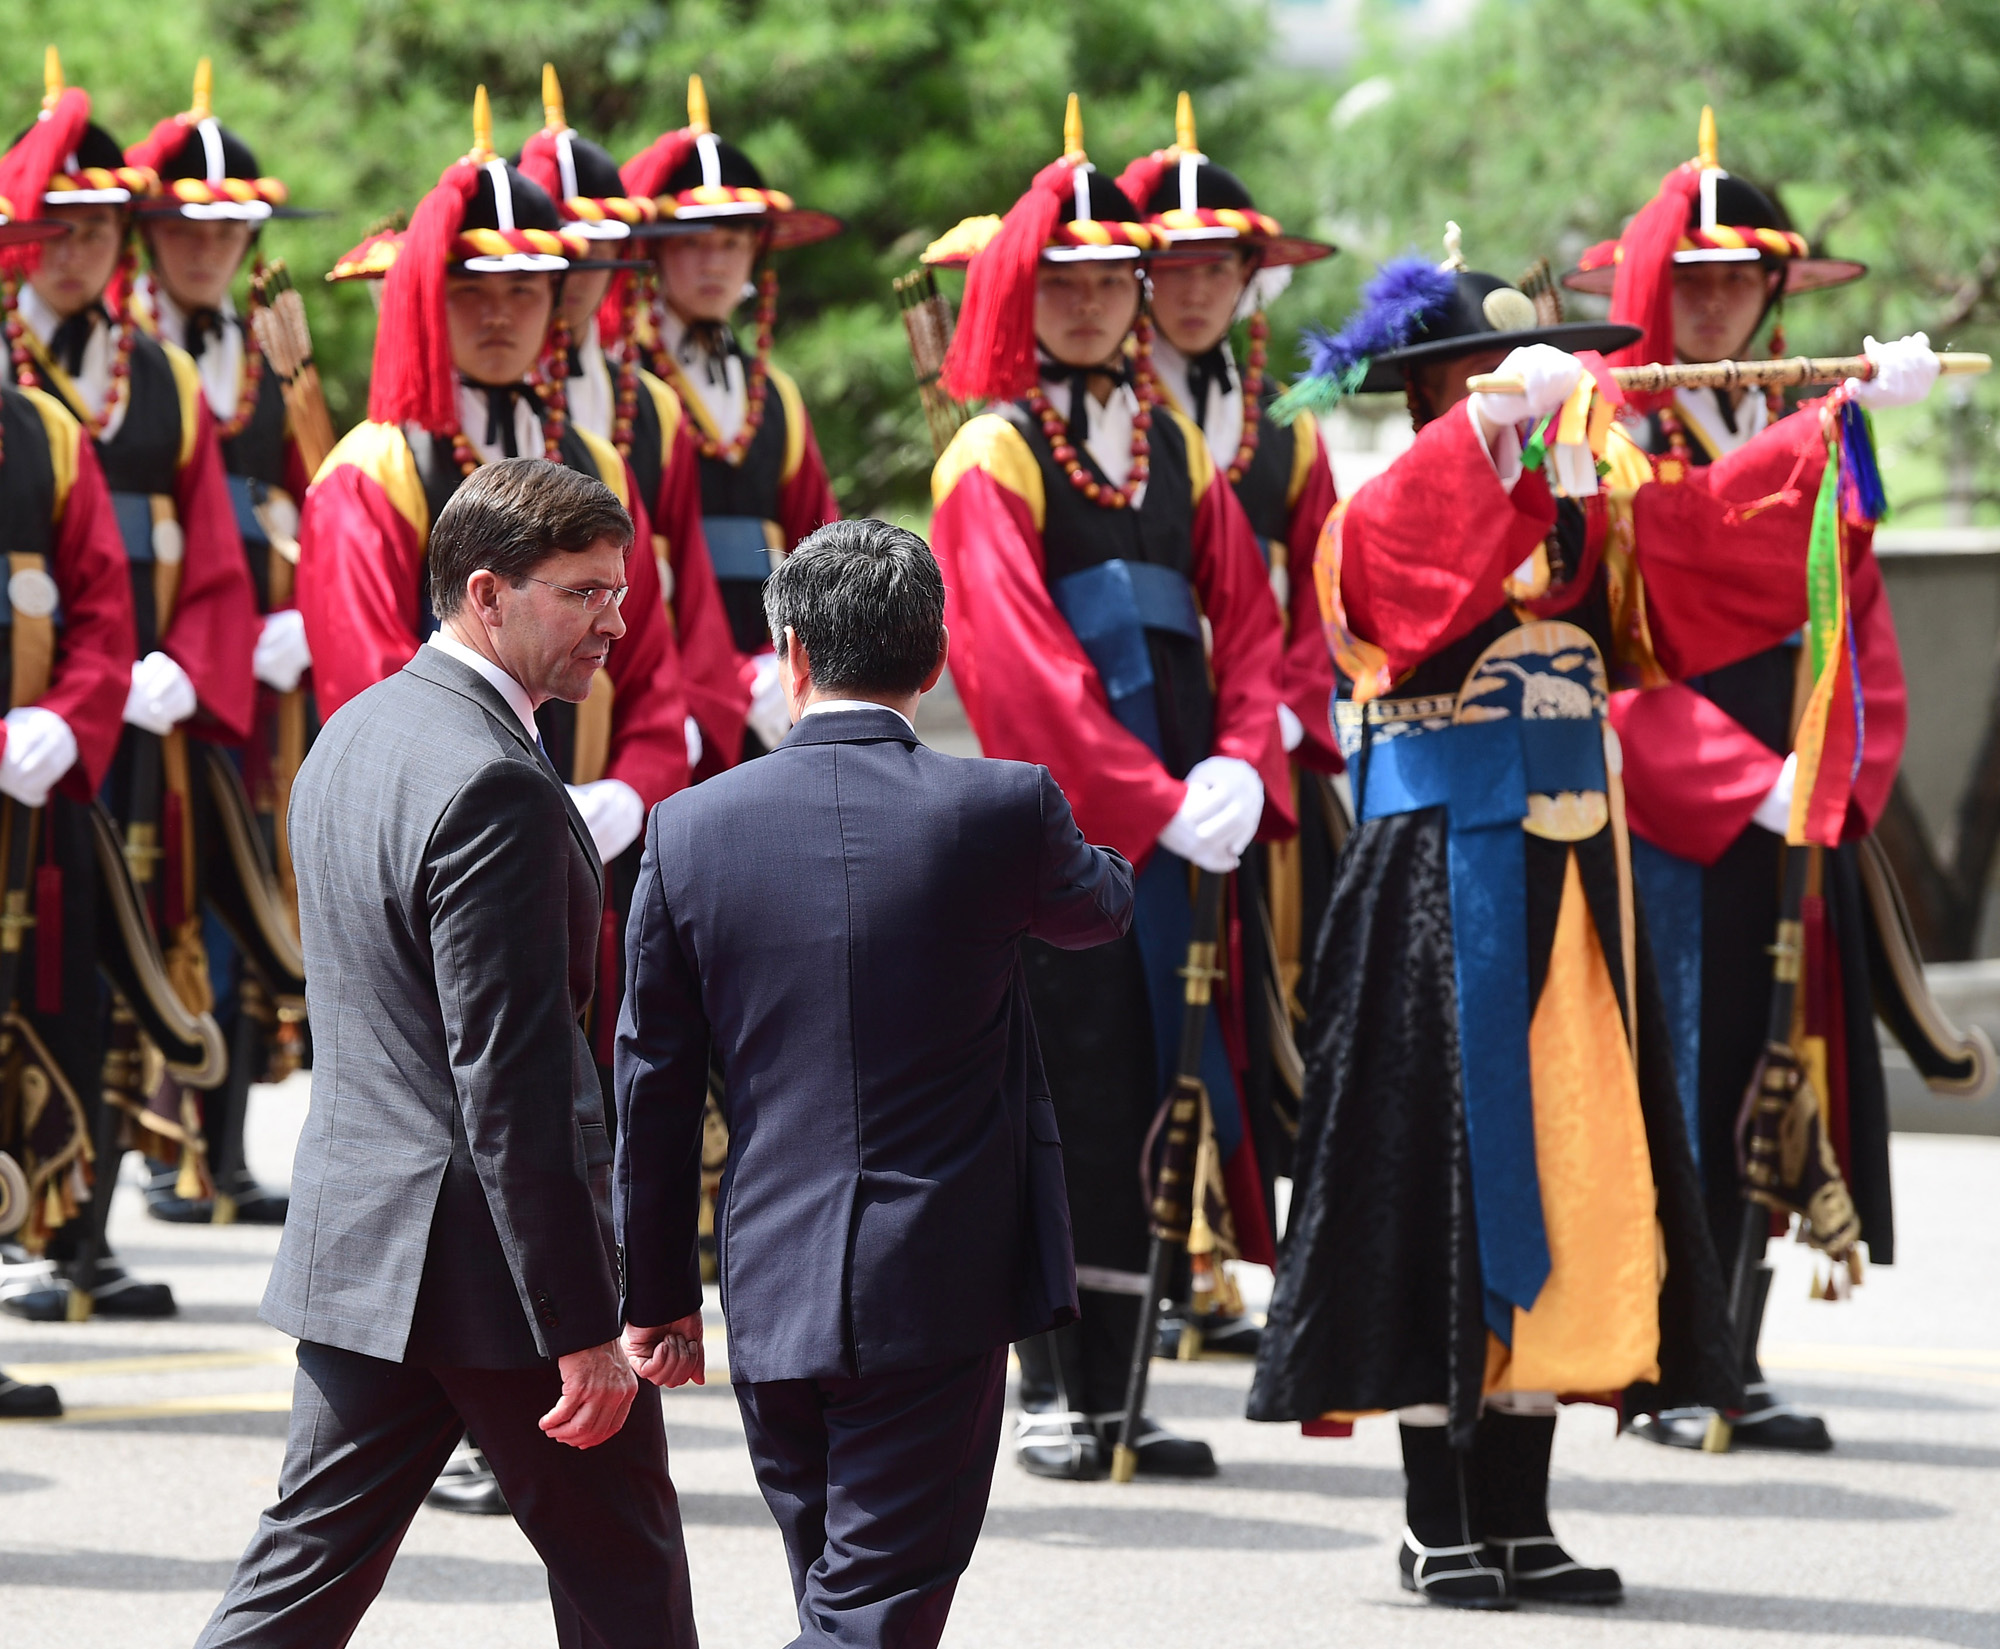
[
  {"left": 1248, "top": 249, "right": 1847, "bottom": 1607},
  {"left": 621, "top": 77, "right": 843, "bottom": 766},
  {"left": 928, "top": 101, "right": 1292, "bottom": 1480},
  {"left": 127, "top": 61, "right": 316, "bottom": 1226},
  {"left": 1562, "top": 113, "right": 1975, "bottom": 1454}
]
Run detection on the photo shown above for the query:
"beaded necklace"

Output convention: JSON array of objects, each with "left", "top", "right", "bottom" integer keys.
[
  {"left": 650, "top": 266, "right": 778, "bottom": 466},
  {"left": 606, "top": 273, "right": 642, "bottom": 458},
  {"left": 445, "top": 346, "right": 568, "bottom": 476},
  {"left": 1026, "top": 314, "right": 1155, "bottom": 510},
  {"left": 4, "top": 251, "right": 140, "bottom": 439},
  {"left": 211, "top": 259, "right": 268, "bottom": 442}
]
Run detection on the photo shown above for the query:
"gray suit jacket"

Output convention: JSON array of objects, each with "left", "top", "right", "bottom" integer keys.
[{"left": 263, "top": 644, "right": 619, "bottom": 1365}]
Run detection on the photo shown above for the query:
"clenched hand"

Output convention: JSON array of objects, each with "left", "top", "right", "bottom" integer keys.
[
  {"left": 624, "top": 1313, "right": 707, "bottom": 1389},
  {"left": 539, "top": 1338, "right": 639, "bottom": 1449}
]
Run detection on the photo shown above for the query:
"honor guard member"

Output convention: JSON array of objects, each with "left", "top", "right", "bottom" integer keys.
[
  {"left": 1117, "top": 95, "right": 1341, "bottom": 1357},
  {"left": 928, "top": 98, "right": 1293, "bottom": 1480},
  {"left": 620, "top": 76, "right": 843, "bottom": 764},
  {"left": 126, "top": 59, "right": 316, "bottom": 1227},
  {"left": 0, "top": 53, "right": 252, "bottom": 1322},
  {"left": 297, "top": 89, "right": 690, "bottom": 1518},
  {"left": 515, "top": 65, "right": 744, "bottom": 773},
  {"left": 0, "top": 198, "right": 145, "bottom": 1378},
  {"left": 1565, "top": 109, "right": 1959, "bottom": 1454},
  {"left": 1247, "top": 235, "right": 1943, "bottom": 1607}
]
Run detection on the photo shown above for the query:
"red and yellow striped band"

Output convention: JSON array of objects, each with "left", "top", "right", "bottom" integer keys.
[
  {"left": 564, "top": 194, "right": 660, "bottom": 227},
  {"left": 1149, "top": 206, "right": 1283, "bottom": 241},
  {"left": 165, "top": 175, "right": 290, "bottom": 207},
  {"left": 1679, "top": 224, "right": 1808, "bottom": 258},
  {"left": 453, "top": 226, "right": 591, "bottom": 261},
  {"left": 1049, "top": 218, "right": 1156, "bottom": 251},
  {"left": 47, "top": 165, "right": 158, "bottom": 199},
  {"left": 654, "top": 184, "right": 797, "bottom": 215}
]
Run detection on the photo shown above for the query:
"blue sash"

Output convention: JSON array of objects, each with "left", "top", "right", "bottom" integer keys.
[
  {"left": 1358, "top": 715, "right": 1606, "bottom": 1338},
  {"left": 1631, "top": 837, "right": 1703, "bottom": 1168},
  {"left": 704, "top": 515, "right": 780, "bottom": 584},
  {"left": 1050, "top": 559, "right": 1239, "bottom": 1154},
  {"left": 110, "top": 492, "right": 157, "bottom": 566},
  {"left": 227, "top": 474, "right": 270, "bottom": 551}
]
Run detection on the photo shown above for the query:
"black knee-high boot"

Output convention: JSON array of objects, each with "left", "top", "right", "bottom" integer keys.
[
  {"left": 1472, "top": 1410, "right": 1622, "bottom": 1604},
  {"left": 1013, "top": 1324, "right": 1102, "bottom": 1479},
  {"left": 1398, "top": 1422, "right": 1510, "bottom": 1609}
]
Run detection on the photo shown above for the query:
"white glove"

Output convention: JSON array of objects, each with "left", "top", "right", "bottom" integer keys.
[
  {"left": 685, "top": 714, "right": 704, "bottom": 772},
  {"left": 1845, "top": 332, "right": 1940, "bottom": 410},
  {"left": 567, "top": 778, "right": 646, "bottom": 864},
  {"left": 1469, "top": 344, "right": 1585, "bottom": 430},
  {"left": 1277, "top": 702, "right": 1305, "bottom": 754},
  {"left": 1752, "top": 751, "right": 1797, "bottom": 837},
  {"left": 0, "top": 707, "right": 78, "bottom": 807},
  {"left": 745, "top": 651, "right": 792, "bottom": 750},
  {"left": 1157, "top": 755, "right": 1264, "bottom": 873},
  {"left": 123, "top": 651, "right": 198, "bottom": 735},
  {"left": 252, "top": 608, "right": 312, "bottom": 693}
]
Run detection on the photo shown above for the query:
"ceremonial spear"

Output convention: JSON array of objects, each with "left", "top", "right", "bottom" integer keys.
[{"left": 1468, "top": 353, "right": 1990, "bottom": 396}]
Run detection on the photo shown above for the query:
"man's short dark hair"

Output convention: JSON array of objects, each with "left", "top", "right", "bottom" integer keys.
[
  {"left": 763, "top": 519, "right": 946, "bottom": 696},
  {"left": 429, "top": 458, "right": 634, "bottom": 619}
]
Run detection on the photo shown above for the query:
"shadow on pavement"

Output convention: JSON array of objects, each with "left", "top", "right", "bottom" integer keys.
[
  {"left": 1614, "top": 1587, "right": 2000, "bottom": 1648},
  {"left": 980, "top": 1503, "right": 1374, "bottom": 1551}
]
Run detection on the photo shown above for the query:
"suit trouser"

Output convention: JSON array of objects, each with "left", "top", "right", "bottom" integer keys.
[
  {"left": 735, "top": 1347, "right": 1008, "bottom": 1649},
  {"left": 196, "top": 1340, "right": 697, "bottom": 1649}
]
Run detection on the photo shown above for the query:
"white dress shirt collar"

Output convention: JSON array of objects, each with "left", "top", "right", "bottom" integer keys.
[
  {"left": 1675, "top": 385, "right": 1767, "bottom": 459},
  {"left": 427, "top": 631, "right": 541, "bottom": 745},
  {"left": 800, "top": 698, "right": 916, "bottom": 735},
  {"left": 142, "top": 277, "right": 246, "bottom": 424},
  {"left": 454, "top": 380, "right": 544, "bottom": 467}
]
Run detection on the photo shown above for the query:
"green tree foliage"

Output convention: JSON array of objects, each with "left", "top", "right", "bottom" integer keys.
[
  {"left": 1320, "top": 0, "right": 2000, "bottom": 519},
  {"left": 3, "top": 0, "right": 1342, "bottom": 514}
]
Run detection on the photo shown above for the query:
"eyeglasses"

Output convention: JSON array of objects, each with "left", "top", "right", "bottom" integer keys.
[{"left": 522, "top": 576, "right": 629, "bottom": 613}]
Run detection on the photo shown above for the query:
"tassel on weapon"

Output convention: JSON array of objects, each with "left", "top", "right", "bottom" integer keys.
[
  {"left": 251, "top": 260, "right": 337, "bottom": 477},
  {"left": 1111, "top": 870, "right": 1227, "bottom": 1484}
]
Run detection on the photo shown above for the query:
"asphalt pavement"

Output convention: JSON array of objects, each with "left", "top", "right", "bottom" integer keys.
[{"left": 2, "top": 1076, "right": 1997, "bottom": 1649}]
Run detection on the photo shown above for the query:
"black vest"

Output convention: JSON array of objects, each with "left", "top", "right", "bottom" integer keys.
[
  {"left": 218, "top": 333, "right": 289, "bottom": 487},
  {"left": 412, "top": 421, "right": 614, "bottom": 785},
  {"left": 625, "top": 368, "right": 665, "bottom": 528},
  {"left": 695, "top": 375, "right": 791, "bottom": 654},
  {"left": 1226, "top": 383, "right": 1299, "bottom": 553},
  {"left": 0, "top": 387, "right": 60, "bottom": 715},
  {"left": 1002, "top": 400, "right": 1215, "bottom": 782}
]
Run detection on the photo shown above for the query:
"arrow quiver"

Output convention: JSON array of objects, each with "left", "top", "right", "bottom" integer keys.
[{"left": 894, "top": 267, "right": 971, "bottom": 458}]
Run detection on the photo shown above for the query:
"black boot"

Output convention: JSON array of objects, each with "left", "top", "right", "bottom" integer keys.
[
  {"left": 1397, "top": 1422, "right": 1511, "bottom": 1609},
  {"left": 1013, "top": 1325, "right": 1103, "bottom": 1480},
  {"left": 1474, "top": 1410, "right": 1621, "bottom": 1604},
  {"left": 142, "top": 1157, "right": 214, "bottom": 1224},
  {"left": 426, "top": 1445, "right": 509, "bottom": 1515},
  {"left": 1078, "top": 1289, "right": 1215, "bottom": 1477},
  {"left": 203, "top": 1014, "right": 291, "bottom": 1227}
]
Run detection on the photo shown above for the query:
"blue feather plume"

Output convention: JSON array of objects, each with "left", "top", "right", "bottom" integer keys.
[
  {"left": 1270, "top": 255, "right": 1459, "bottom": 423},
  {"left": 1839, "top": 398, "right": 1888, "bottom": 526}
]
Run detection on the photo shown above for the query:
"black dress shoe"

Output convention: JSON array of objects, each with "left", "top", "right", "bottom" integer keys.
[
  {"left": 1628, "top": 1407, "right": 1712, "bottom": 1450},
  {"left": 1014, "top": 1411, "right": 1104, "bottom": 1480},
  {"left": 426, "top": 1449, "right": 510, "bottom": 1515},
  {"left": 1095, "top": 1413, "right": 1218, "bottom": 1478},
  {"left": 0, "top": 1264, "right": 177, "bottom": 1322},
  {"left": 1489, "top": 1536, "right": 1622, "bottom": 1604},
  {"left": 1156, "top": 1311, "right": 1263, "bottom": 1360},
  {"left": 0, "top": 1374, "right": 61, "bottom": 1418},
  {"left": 1398, "top": 1530, "right": 1513, "bottom": 1609},
  {"left": 1731, "top": 1383, "right": 1834, "bottom": 1452},
  {"left": 213, "top": 1176, "right": 289, "bottom": 1226}
]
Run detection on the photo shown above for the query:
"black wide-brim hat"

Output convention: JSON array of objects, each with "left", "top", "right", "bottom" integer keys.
[
  {"left": 132, "top": 119, "right": 316, "bottom": 221},
  {"left": 1357, "top": 270, "right": 1639, "bottom": 392}
]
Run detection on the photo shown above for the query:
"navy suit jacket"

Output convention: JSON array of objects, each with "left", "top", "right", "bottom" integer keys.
[{"left": 613, "top": 704, "right": 1134, "bottom": 1383}]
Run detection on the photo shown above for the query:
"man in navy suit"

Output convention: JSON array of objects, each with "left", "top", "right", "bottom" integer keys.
[{"left": 614, "top": 518, "right": 1134, "bottom": 1649}]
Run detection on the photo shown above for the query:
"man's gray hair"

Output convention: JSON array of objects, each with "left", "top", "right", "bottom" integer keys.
[
  {"left": 429, "top": 458, "right": 633, "bottom": 619},
  {"left": 762, "top": 519, "right": 946, "bottom": 696}
]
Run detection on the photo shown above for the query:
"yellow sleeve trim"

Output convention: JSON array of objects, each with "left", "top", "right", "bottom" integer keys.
[
  {"left": 1286, "top": 408, "right": 1320, "bottom": 509},
  {"left": 21, "top": 386, "right": 81, "bottom": 520},
  {"left": 637, "top": 367, "right": 685, "bottom": 453},
  {"left": 574, "top": 426, "right": 632, "bottom": 508},
  {"left": 162, "top": 340, "right": 204, "bottom": 471},
  {"left": 768, "top": 362, "right": 808, "bottom": 485},
  {"left": 318, "top": 422, "right": 428, "bottom": 543},
  {"left": 931, "top": 414, "right": 1045, "bottom": 532},
  {"left": 1601, "top": 422, "right": 1656, "bottom": 498},
  {"left": 1165, "top": 407, "right": 1215, "bottom": 506}
]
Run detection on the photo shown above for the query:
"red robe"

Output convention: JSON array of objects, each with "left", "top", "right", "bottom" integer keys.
[
  {"left": 636, "top": 373, "right": 750, "bottom": 772},
  {"left": 1332, "top": 400, "right": 1832, "bottom": 690},
  {"left": 161, "top": 393, "right": 261, "bottom": 746},
  {"left": 1275, "top": 414, "right": 1342, "bottom": 774},
  {"left": 1608, "top": 501, "right": 1903, "bottom": 864},
  {"left": 297, "top": 422, "right": 690, "bottom": 808},
  {"left": 1, "top": 392, "right": 138, "bottom": 794},
  {"left": 930, "top": 408, "right": 1294, "bottom": 867}
]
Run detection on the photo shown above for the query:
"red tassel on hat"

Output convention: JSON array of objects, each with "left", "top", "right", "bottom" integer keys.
[
  {"left": 1607, "top": 164, "right": 1701, "bottom": 412},
  {"left": 1113, "top": 150, "right": 1174, "bottom": 217},
  {"left": 620, "top": 129, "right": 697, "bottom": 208},
  {"left": 0, "top": 87, "right": 92, "bottom": 276},
  {"left": 942, "top": 158, "right": 1077, "bottom": 405},
  {"left": 369, "top": 160, "right": 482, "bottom": 432},
  {"left": 123, "top": 114, "right": 196, "bottom": 179}
]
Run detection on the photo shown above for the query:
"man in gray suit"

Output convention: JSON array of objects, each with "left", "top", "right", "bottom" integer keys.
[{"left": 198, "top": 459, "right": 700, "bottom": 1649}]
